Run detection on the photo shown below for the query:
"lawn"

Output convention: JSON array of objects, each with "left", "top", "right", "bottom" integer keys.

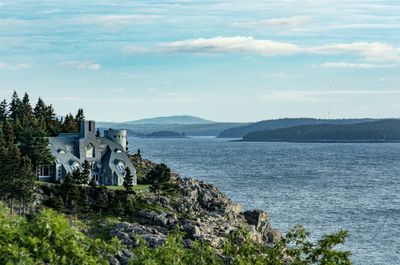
[
  {"left": 36, "top": 181, "right": 150, "bottom": 192},
  {"left": 106, "top": 184, "right": 150, "bottom": 192}
]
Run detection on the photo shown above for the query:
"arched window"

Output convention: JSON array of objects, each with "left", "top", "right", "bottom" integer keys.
[{"left": 86, "top": 143, "right": 95, "bottom": 158}]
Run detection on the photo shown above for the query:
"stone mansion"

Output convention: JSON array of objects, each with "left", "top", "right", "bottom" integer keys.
[{"left": 37, "top": 120, "right": 137, "bottom": 186}]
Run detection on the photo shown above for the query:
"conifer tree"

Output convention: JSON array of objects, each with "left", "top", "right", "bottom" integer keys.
[
  {"left": 9, "top": 91, "right": 21, "bottom": 122},
  {"left": 75, "top": 108, "right": 85, "bottom": 124},
  {"left": 81, "top": 160, "right": 91, "bottom": 185},
  {"left": 0, "top": 99, "right": 8, "bottom": 123},
  {"left": 62, "top": 114, "right": 79, "bottom": 133},
  {"left": 123, "top": 167, "right": 134, "bottom": 192},
  {"left": 20, "top": 92, "right": 33, "bottom": 126}
]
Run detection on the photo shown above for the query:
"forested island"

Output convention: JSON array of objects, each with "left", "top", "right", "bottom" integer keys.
[
  {"left": 139, "top": 131, "right": 187, "bottom": 138},
  {"left": 243, "top": 119, "right": 400, "bottom": 142},
  {"left": 0, "top": 91, "right": 352, "bottom": 264}
]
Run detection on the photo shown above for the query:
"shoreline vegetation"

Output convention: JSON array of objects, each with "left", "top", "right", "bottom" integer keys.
[
  {"left": 0, "top": 91, "right": 353, "bottom": 264},
  {"left": 242, "top": 120, "right": 400, "bottom": 143}
]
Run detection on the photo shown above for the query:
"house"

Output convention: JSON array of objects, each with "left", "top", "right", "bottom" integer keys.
[{"left": 37, "top": 120, "right": 137, "bottom": 186}]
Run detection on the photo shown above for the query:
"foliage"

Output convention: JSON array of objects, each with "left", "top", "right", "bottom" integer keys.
[
  {"left": 243, "top": 119, "right": 400, "bottom": 142},
  {"left": 123, "top": 167, "right": 135, "bottom": 192},
  {"left": 130, "top": 226, "right": 352, "bottom": 265},
  {"left": 131, "top": 230, "right": 220, "bottom": 265},
  {"left": 146, "top": 163, "right": 174, "bottom": 198},
  {"left": 0, "top": 203, "right": 121, "bottom": 265}
]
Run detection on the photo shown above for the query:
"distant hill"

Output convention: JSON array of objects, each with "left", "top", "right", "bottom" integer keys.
[
  {"left": 218, "top": 118, "right": 375, "bottom": 138},
  {"left": 98, "top": 122, "right": 249, "bottom": 137},
  {"left": 243, "top": 119, "right": 400, "bottom": 142},
  {"left": 124, "top": 115, "right": 215, "bottom": 125}
]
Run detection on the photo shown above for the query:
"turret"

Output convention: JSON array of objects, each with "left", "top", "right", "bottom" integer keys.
[{"left": 104, "top": 129, "right": 128, "bottom": 151}]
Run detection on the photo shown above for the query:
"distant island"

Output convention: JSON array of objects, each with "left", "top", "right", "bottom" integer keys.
[
  {"left": 218, "top": 118, "right": 375, "bottom": 138},
  {"left": 139, "top": 131, "right": 187, "bottom": 138},
  {"left": 242, "top": 119, "right": 400, "bottom": 142}
]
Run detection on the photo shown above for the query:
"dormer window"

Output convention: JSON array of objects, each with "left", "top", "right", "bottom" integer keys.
[
  {"left": 115, "top": 160, "right": 126, "bottom": 171},
  {"left": 58, "top": 149, "right": 66, "bottom": 154}
]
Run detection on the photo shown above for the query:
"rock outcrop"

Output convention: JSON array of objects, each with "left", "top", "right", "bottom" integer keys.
[{"left": 111, "top": 166, "right": 281, "bottom": 253}]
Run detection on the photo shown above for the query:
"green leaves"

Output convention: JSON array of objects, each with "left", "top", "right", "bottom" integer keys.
[
  {"left": 130, "top": 226, "right": 351, "bottom": 265},
  {"left": 0, "top": 203, "right": 121, "bottom": 265}
]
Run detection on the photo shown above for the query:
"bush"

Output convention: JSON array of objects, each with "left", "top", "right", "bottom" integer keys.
[
  {"left": 0, "top": 203, "right": 121, "bottom": 265},
  {"left": 130, "top": 226, "right": 352, "bottom": 265}
]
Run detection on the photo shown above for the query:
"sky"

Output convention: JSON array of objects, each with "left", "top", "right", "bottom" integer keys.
[{"left": 0, "top": 0, "right": 400, "bottom": 122}]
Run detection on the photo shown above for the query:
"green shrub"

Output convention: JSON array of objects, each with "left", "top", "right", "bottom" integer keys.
[{"left": 0, "top": 203, "right": 121, "bottom": 265}]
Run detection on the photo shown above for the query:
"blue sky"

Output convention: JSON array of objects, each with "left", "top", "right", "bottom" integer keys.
[{"left": 0, "top": 0, "right": 399, "bottom": 122}]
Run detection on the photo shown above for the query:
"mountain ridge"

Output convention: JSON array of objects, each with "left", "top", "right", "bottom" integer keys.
[{"left": 123, "top": 115, "right": 215, "bottom": 125}]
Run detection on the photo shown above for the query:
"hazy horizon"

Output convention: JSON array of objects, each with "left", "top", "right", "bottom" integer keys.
[{"left": 1, "top": 0, "right": 399, "bottom": 122}]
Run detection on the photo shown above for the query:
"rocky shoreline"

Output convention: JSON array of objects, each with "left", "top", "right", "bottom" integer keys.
[{"left": 108, "top": 157, "right": 281, "bottom": 264}]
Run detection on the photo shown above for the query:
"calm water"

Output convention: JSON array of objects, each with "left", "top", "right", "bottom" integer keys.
[{"left": 129, "top": 137, "right": 400, "bottom": 265}]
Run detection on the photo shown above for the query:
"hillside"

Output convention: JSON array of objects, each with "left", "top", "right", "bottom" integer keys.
[
  {"left": 243, "top": 119, "right": 400, "bottom": 142},
  {"left": 218, "top": 118, "right": 375, "bottom": 138},
  {"left": 98, "top": 122, "right": 248, "bottom": 137},
  {"left": 124, "top": 115, "right": 215, "bottom": 125}
]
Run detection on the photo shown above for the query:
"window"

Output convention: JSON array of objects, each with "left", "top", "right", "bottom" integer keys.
[
  {"left": 86, "top": 143, "right": 95, "bottom": 158},
  {"left": 115, "top": 160, "right": 126, "bottom": 171}
]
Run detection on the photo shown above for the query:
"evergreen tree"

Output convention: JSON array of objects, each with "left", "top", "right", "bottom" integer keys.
[
  {"left": 75, "top": 108, "right": 85, "bottom": 124},
  {"left": 123, "top": 167, "right": 134, "bottom": 193},
  {"left": 9, "top": 91, "right": 21, "bottom": 122},
  {"left": 0, "top": 99, "right": 8, "bottom": 123},
  {"left": 44, "top": 104, "right": 61, "bottom": 136},
  {"left": 19, "top": 92, "right": 33, "bottom": 126},
  {"left": 61, "top": 172, "right": 78, "bottom": 212},
  {"left": 80, "top": 160, "right": 91, "bottom": 185},
  {"left": 19, "top": 127, "right": 53, "bottom": 173},
  {"left": 62, "top": 114, "right": 78, "bottom": 133},
  {"left": 146, "top": 163, "right": 172, "bottom": 200}
]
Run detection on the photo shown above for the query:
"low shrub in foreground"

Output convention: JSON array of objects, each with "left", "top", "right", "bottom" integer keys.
[{"left": 0, "top": 203, "right": 121, "bottom": 265}]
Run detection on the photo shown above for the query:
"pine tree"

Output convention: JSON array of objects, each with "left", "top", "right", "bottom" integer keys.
[
  {"left": 20, "top": 92, "right": 33, "bottom": 126},
  {"left": 123, "top": 167, "right": 134, "bottom": 193},
  {"left": 147, "top": 164, "right": 172, "bottom": 200},
  {"left": 9, "top": 91, "right": 21, "bottom": 122},
  {"left": 19, "top": 126, "right": 53, "bottom": 173},
  {"left": 61, "top": 172, "right": 79, "bottom": 212},
  {"left": 0, "top": 99, "right": 8, "bottom": 123},
  {"left": 81, "top": 160, "right": 91, "bottom": 185},
  {"left": 75, "top": 108, "right": 85, "bottom": 124},
  {"left": 62, "top": 114, "right": 78, "bottom": 133}
]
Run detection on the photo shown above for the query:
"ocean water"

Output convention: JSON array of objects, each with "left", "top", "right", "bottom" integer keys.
[{"left": 129, "top": 137, "right": 400, "bottom": 265}]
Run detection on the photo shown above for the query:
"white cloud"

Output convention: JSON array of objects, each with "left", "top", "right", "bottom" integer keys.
[
  {"left": 0, "top": 62, "right": 30, "bottom": 70},
  {"left": 124, "top": 37, "right": 400, "bottom": 63},
  {"left": 60, "top": 60, "right": 101, "bottom": 70},
  {"left": 234, "top": 16, "right": 311, "bottom": 28},
  {"left": 320, "top": 62, "right": 398, "bottom": 69},
  {"left": 158, "top": 36, "right": 301, "bottom": 56},
  {"left": 310, "top": 42, "right": 400, "bottom": 62}
]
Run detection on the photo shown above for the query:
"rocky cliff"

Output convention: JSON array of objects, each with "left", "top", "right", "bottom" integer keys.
[{"left": 108, "top": 157, "right": 281, "bottom": 264}]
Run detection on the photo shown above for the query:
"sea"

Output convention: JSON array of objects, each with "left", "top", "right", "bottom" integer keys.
[{"left": 128, "top": 136, "right": 400, "bottom": 265}]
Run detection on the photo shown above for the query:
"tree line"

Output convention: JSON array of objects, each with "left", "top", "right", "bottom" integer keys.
[{"left": 0, "top": 91, "right": 86, "bottom": 213}]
